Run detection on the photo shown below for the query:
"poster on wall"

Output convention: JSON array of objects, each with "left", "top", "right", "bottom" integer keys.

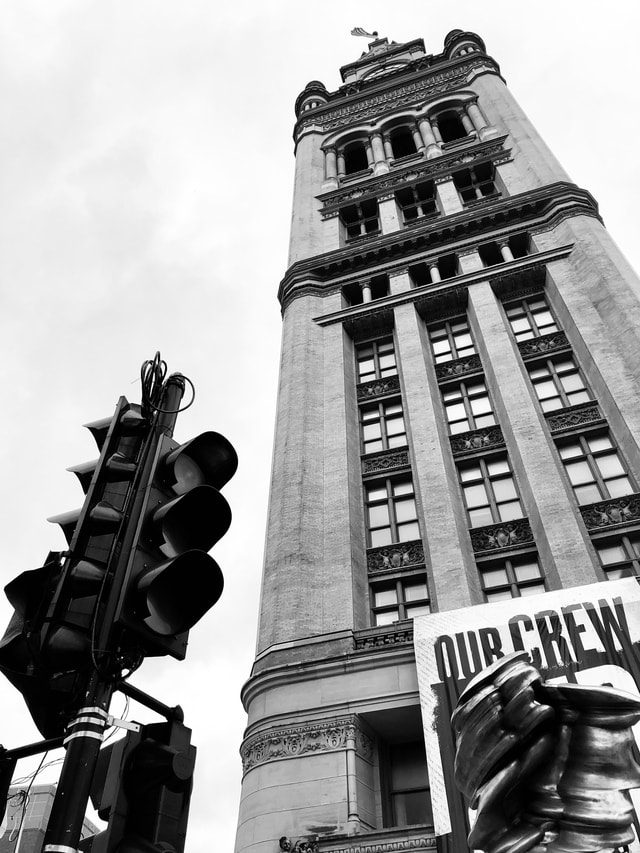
[{"left": 413, "top": 578, "right": 640, "bottom": 848}]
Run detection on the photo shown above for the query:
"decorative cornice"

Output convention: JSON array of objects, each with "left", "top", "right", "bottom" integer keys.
[
  {"left": 294, "top": 56, "right": 500, "bottom": 139},
  {"left": 470, "top": 519, "right": 534, "bottom": 553},
  {"left": 354, "top": 625, "right": 414, "bottom": 651},
  {"left": 580, "top": 494, "right": 640, "bottom": 531},
  {"left": 312, "top": 247, "right": 574, "bottom": 330},
  {"left": 241, "top": 716, "right": 374, "bottom": 775},
  {"left": 357, "top": 375, "right": 401, "bottom": 400},
  {"left": 545, "top": 402, "right": 605, "bottom": 434},
  {"left": 280, "top": 182, "right": 595, "bottom": 309},
  {"left": 318, "top": 138, "right": 509, "bottom": 211},
  {"left": 517, "top": 330, "right": 570, "bottom": 359},
  {"left": 367, "top": 539, "right": 425, "bottom": 573},
  {"left": 362, "top": 448, "right": 410, "bottom": 475},
  {"left": 450, "top": 425, "right": 505, "bottom": 456},
  {"left": 319, "top": 831, "right": 436, "bottom": 853}
]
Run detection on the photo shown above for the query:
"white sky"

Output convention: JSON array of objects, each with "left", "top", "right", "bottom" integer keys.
[{"left": 1, "top": 2, "right": 639, "bottom": 851}]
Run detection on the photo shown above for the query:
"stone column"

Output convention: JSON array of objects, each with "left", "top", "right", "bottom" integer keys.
[
  {"left": 345, "top": 726, "right": 359, "bottom": 830},
  {"left": 393, "top": 303, "right": 478, "bottom": 609},
  {"left": 365, "top": 141, "right": 374, "bottom": 167},
  {"left": 412, "top": 125, "right": 425, "bottom": 155},
  {"left": 467, "top": 101, "right": 499, "bottom": 140},
  {"left": 370, "top": 132, "right": 388, "bottom": 175},
  {"left": 428, "top": 261, "right": 441, "bottom": 283},
  {"left": 461, "top": 110, "right": 475, "bottom": 135},
  {"left": 418, "top": 117, "right": 442, "bottom": 159},
  {"left": 498, "top": 240, "right": 514, "bottom": 262},
  {"left": 383, "top": 134, "right": 394, "bottom": 161},
  {"left": 337, "top": 151, "right": 346, "bottom": 178},
  {"left": 361, "top": 279, "right": 372, "bottom": 303},
  {"left": 467, "top": 282, "right": 598, "bottom": 589},
  {"left": 324, "top": 148, "right": 337, "bottom": 181}
]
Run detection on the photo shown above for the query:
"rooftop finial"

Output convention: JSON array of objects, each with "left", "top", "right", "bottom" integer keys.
[{"left": 350, "top": 27, "right": 378, "bottom": 39}]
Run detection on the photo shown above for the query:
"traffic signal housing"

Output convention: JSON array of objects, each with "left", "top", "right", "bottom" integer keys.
[
  {"left": 80, "top": 719, "right": 196, "bottom": 853},
  {"left": 112, "top": 430, "right": 237, "bottom": 660}
]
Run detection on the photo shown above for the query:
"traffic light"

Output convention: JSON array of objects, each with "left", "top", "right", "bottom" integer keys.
[
  {"left": 0, "top": 398, "right": 148, "bottom": 737},
  {"left": 111, "top": 429, "right": 237, "bottom": 660},
  {"left": 80, "top": 719, "right": 196, "bottom": 853}
]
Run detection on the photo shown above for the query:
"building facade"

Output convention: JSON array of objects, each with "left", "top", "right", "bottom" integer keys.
[
  {"left": 0, "top": 785, "right": 96, "bottom": 853},
  {"left": 235, "top": 30, "right": 640, "bottom": 853}
]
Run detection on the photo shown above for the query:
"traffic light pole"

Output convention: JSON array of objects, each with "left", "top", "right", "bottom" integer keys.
[{"left": 42, "top": 378, "right": 186, "bottom": 853}]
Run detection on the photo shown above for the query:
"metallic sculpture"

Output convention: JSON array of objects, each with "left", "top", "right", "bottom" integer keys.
[{"left": 452, "top": 651, "right": 640, "bottom": 853}]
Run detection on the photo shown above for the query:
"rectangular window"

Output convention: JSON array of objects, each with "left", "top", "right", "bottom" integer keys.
[
  {"left": 504, "top": 294, "right": 558, "bottom": 341},
  {"left": 452, "top": 163, "right": 497, "bottom": 203},
  {"left": 442, "top": 379, "right": 496, "bottom": 434},
  {"left": 428, "top": 318, "right": 476, "bottom": 364},
  {"left": 366, "top": 478, "right": 419, "bottom": 547},
  {"left": 458, "top": 455, "right": 523, "bottom": 527},
  {"left": 558, "top": 433, "right": 634, "bottom": 504},
  {"left": 595, "top": 535, "right": 640, "bottom": 579},
  {"left": 341, "top": 199, "right": 380, "bottom": 240},
  {"left": 395, "top": 180, "right": 437, "bottom": 223},
  {"left": 356, "top": 338, "right": 397, "bottom": 383},
  {"left": 384, "top": 740, "right": 432, "bottom": 827},
  {"left": 528, "top": 356, "right": 591, "bottom": 411},
  {"left": 479, "top": 556, "right": 545, "bottom": 601},
  {"left": 371, "top": 574, "right": 430, "bottom": 626},
  {"left": 361, "top": 400, "right": 406, "bottom": 453}
]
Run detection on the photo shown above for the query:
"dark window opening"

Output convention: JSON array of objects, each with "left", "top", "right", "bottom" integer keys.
[
  {"left": 396, "top": 181, "right": 437, "bottom": 223},
  {"left": 342, "top": 274, "right": 389, "bottom": 306},
  {"left": 453, "top": 163, "right": 497, "bottom": 203},
  {"left": 438, "top": 253, "right": 458, "bottom": 279},
  {"left": 436, "top": 110, "right": 467, "bottom": 143},
  {"left": 389, "top": 126, "right": 417, "bottom": 160},
  {"left": 383, "top": 740, "right": 432, "bottom": 827},
  {"left": 341, "top": 199, "right": 380, "bottom": 241},
  {"left": 509, "top": 232, "right": 530, "bottom": 258},
  {"left": 344, "top": 141, "right": 369, "bottom": 175},
  {"left": 478, "top": 241, "right": 503, "bottom": 267}
]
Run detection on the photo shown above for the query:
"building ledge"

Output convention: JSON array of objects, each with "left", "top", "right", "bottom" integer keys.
[{"left": 318, "top": 825, "right": 436, "bottom": 853}]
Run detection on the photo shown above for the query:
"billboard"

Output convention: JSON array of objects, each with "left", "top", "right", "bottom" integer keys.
[{"left": 413, "top": 578, "right": 640, "bottom": 849}]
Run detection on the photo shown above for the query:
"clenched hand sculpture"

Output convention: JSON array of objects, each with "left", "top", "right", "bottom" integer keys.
[{"left": 452, "top": 651, "right": 640, "bottom": 853}]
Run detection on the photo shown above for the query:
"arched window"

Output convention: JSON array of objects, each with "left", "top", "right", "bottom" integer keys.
[
  {"left": 344, "top": 141, "right": 368, "bottom": 175},
  {"left": 435, "top": 110, "right": 467, "bottom": 143},
  {"left": 389, "top": 126, "right": 417, "bottom": 160}
]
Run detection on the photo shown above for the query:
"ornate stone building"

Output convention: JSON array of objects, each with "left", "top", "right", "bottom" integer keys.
[{"left": 235, "top": 30, "right": 640, "bottom": 853}]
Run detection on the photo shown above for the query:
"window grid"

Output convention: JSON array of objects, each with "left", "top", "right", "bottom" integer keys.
[
  {"left": 384, "top": 740, "right": 432, "bottom": 828},
  {"left": 479, "top": 557, "right": 545, "bottom": 601},
  {"left": 442, "top": 379, "right": 496, "bottom": 435},
  {"left": 528, "top": 356, "right": 591, "bottom": 412},
  {"left": 595, "top": 535, "right": 640, "bottom": 580},
  {"left": 396, "top": 181, "right": 437, "bottom": 223},
  {"left": 453, "top": 163, "right": 497, "bottom": 203},
  {"left": 558, "top": 433, "right": 634, "bottom": 505},
  {"left": 504, "top": 295, "right": 558, "bottom": 342},
  {"left": 341, "top": 199, "right": 380, "bottom": 240},
  {"left": 366, "top": 478, "right": 420, "bottom": 548},
  {"left": 428, "top": 318, "right": 476, "bottom": 364},
  {"left": 458, "top": 455, "right": 524, "bottom": 528},
  {"left": 361, "top": 400, "right": 407, "bottom": 454},
  {"left": 356, "top": 338, "right": 397, "bottom": 383},
  {"left": 371, "top": 574, "right": 431, "bottom": 626}
]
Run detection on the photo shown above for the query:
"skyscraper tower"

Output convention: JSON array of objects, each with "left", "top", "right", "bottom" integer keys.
[{"left": 235, "top": 30, "right": 640, "bottom": 853}]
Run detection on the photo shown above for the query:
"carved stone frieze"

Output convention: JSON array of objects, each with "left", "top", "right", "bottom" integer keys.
[
  {"left": 362, "top": 449, "right": 410, "bottom": 475},
  {"left": 319, "top": 833, "right": 436, "bottom": 853},
  {"left": 367, "top": 539, "right": 425, "bottom": 573},
  {"left": 450, "top": 426, "right": 505, "bottom": 456},
  {"left": 435, "top": 354, "right": 482, "bottom": 382},
  {"left": 546, "top": 402, "right": 605, "bottom": 433},
  {"left": 357, "top": 375, "right": 401, "bottom": 400},
  {"left": 354, "top": 626, "right": 414, "bottom": 651},
  {"left": 470, "top": 519, "right": 534, "bottom": 553},
  {"left": 517, "top": 331, "right": 570, "bottom": 359},
  {"left": 241, "top": 716, "right": 374, "bottom": 774},
  {"left": 580, "top": 494, "right": 640, "bottom": 530},
  {"left": 319, "top": 140, "right": 508, "bottom": 210},
  {"left": 296, "top": 59, "right": 499, "bottom": 135}
]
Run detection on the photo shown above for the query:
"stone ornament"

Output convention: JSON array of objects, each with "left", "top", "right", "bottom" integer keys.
[{"left": 452, "top": 652, "right": 640, "bottom": 853}]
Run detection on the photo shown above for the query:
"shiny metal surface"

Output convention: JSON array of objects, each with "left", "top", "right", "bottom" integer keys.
[{"left": 451, "top": 652, "right": 640, "bottom": 853}]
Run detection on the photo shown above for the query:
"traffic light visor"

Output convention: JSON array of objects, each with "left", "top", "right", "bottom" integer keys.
[
  {"left": 163, "top": 431, "right": 237, "bottom": 494},
  {"left": 136, "top": 551, "right": 224, "bottom": 635}
]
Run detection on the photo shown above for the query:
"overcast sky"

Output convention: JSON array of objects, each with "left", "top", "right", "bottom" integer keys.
[{"left": 1, "top": 2, "right": 639, "bottom": 851}]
